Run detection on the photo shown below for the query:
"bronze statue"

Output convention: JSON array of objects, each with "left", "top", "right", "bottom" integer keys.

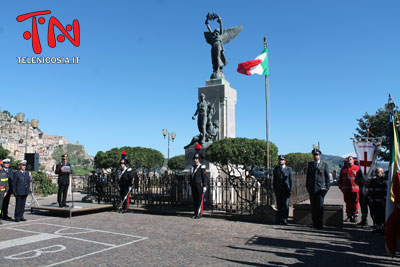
[
  {"left": 204, "top": 13, "right": 242, "bottom": 79},
  {"left": 191, "top": 93, "right": 210, "bottom": 145}
]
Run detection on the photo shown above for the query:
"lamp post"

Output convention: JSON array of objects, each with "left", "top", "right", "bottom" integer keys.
[
  {"left": 16, "top": 112, "right": 39, "bottom": 154},
  {"left": 162, "top": 129, "right": 176, "bottom": 170}
]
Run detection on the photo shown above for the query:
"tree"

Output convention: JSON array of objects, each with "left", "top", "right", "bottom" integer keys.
[
  {"left": 168, "top": 155, "right": 185, "bottom": 173},
  {"left": 284, "top": 153, "right": 313, "bottom": 174},
  {"left": 94, "top": 146, "right": 165, "bottom": 173},
  {"left": 206, "top": 138, "right": 278, "bottom": 207},
  {"left": 206, "top": 138, "right": 278, "bottom": 169},
  {"left": 0, "top": 145, "right": 10, "bottom": 160},
  {"left": 354, "top": 103, "right": 399, "bottom": 161}
]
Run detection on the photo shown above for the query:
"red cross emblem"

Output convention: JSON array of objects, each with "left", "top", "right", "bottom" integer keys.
[{"left": 359, "top": 151, "right": 372, "bottom": 175}]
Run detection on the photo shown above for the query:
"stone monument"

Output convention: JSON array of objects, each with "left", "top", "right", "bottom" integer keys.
[{"left": 184, "top": 13, "right": 241, "bottom": 177}]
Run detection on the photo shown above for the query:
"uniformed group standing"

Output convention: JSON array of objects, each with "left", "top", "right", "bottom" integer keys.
[{"left": 0, "top": 159, "right": 32, "bottom": 223}]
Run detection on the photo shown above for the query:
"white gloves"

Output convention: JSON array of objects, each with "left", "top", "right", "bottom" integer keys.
[
  {"left": 203, "top": 187, "right": 207, "bottom": 193},
  {"left": 129, "top": 186, "right": 132, "bottom": 191}
]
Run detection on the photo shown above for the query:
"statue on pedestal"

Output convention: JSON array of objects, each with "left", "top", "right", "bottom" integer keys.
[
  {"left": 185, "top": 94, "right": 219, "bottom": 149},
  {"left": 204, "top": 13, "right": 242, "bottom": 79}
]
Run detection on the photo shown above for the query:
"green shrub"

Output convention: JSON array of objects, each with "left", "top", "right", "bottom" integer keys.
[{"left": 32, "top": 171, "right": 57, "bottom": 197}]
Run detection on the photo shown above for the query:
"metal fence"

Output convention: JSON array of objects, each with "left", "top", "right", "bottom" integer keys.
[{"left": 85, "top": 172, "right": 309, "bottom": 215}]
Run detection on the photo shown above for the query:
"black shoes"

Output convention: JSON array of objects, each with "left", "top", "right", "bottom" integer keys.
[
  {"left": 3, "top": 215, "right": 12, "bottom": 221},
  {"left": 192, "top": 215, "right": 201, "bottom": 219},
  {"left": 357, "top": 220, "right": 367, "bottom": 226}
]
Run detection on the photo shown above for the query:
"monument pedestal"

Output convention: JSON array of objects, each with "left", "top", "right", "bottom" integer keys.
[{"left": 199, "top": 78, "right": 237, "bottom": 140}]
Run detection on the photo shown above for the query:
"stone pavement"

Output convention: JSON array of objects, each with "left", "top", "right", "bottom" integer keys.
[{"left": 0, "top": 185, "right": 398, "bottom": 266}]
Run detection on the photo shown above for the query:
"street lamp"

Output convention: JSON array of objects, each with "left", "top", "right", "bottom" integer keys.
[
  {"left": 16, "top": 112, "right": 39, "bottom": 153},
  {"left": 162, "top": 129, "right": 176, "bottom": 169}
]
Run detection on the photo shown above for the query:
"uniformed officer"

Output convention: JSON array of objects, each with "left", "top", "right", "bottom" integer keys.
[
  {"left": 1, "top": 158, "right": 14, "bottom": 220},
  {"left": 306, "top": 149, "right": 330, "bottom": 229},
  {"left": 118, "top": 159, "right": 134, "bottom": 213},
  {"left": 0, "top": 161, "right": 9, "bottom": 225},
  {"left": 367, "top": 167, "right": 387, "bottom": 233},
  {"left": 273, "top": 155, "right": 293, "bottom": 225},
  {"left": 13, "top": 160, "right": 30, "bottom": 222},
  {"left": 55, "top": 155, "right": 72, "bottom": 207},
  {"left": 189, "top": 153, "right": 208, "bottom": 219}
]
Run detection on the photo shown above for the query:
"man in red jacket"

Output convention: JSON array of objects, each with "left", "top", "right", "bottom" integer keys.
[{"left": 338, "top": 156, "right": 362, "bottom": 223}]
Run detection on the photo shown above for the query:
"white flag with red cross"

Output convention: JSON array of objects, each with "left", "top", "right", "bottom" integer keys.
[{"left": 352, "top": 139, "right": 382, "bottom": 180}]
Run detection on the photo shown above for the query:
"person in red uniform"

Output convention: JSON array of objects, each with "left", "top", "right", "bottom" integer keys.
[{"left": 338, "top": 156, "right": 362, "bottom": 223}]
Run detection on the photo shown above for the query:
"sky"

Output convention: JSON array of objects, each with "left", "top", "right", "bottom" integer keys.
[{"left": 0, "top": 0, "right": 399, "bottom": 159}]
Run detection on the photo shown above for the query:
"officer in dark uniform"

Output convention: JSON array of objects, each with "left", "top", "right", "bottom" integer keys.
[
  {"left": 306, "top": 149, "right": 330, "bottom": 229},
  {"left": 367, "top": 167, "right": 387, "bottom": 233},
  {"left": 0, "top": 161, "right": 9, "bottom": 225},
  {"left": 1, "top": 158, "right": 14, "bottom": 220},
  {"left": 55, "top": 155, "right": 72, "bottom": 207},
  {"left": 189, "top": 153, "right": 208, "bottom": 219},
  {"left": 13, "top": 160, "right": 30, "bottom": 222},
  {"left": 118, "top": 158, "right": 134, "bottom": 213},
  {"left": 273, "top": 155, "right": 293, "bottom": 225}
]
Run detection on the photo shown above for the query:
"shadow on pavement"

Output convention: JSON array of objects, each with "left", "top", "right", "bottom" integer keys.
[{"left": 220, "top": 225, "right": 400, "bottom": 266}]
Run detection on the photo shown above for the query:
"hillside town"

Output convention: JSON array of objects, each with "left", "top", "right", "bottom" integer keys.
[{"left": 0, "top": 109, "right": 92, "bottom": 175}]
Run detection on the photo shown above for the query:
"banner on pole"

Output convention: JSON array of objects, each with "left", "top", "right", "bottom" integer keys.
[{"left": 352, "top": 138, "right": 382, "bottom": 181}]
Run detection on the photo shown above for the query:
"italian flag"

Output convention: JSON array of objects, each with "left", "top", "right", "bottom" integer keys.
[
  {"left": 385, "top": 113, "right": 400, "bottom": 257},
  {"left": 237, "top": 47, "right": 269, "bottom": 76}
]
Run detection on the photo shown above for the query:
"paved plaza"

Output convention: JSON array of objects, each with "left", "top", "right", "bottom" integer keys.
[{"left": 0, "top": 185, "right": 399, "bottom": 266}]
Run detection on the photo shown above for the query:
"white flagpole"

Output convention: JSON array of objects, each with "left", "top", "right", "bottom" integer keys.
[{"left": 264, "top": 37, "right": 270, "bottom": 171}]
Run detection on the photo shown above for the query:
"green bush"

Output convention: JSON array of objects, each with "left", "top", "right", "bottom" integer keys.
[
  {"left": 32, "top": 171, "right": 57, "bottom": 197},
  {"left": 168, "top": 155, "right": 185, "bottom": 173}
]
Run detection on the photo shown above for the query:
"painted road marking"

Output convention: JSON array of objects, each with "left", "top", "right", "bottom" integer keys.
[
  {"left": 5, "top": 245, "right": 66, "bottom": 260},
  {"left": 1, "top": 222, "right": 148, "bottom": 266},
  {"left": 0, "top": 233, "right": 59, "bottom": 250}
]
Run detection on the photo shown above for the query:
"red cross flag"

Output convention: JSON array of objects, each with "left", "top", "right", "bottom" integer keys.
[{"left": 352, "top": 139, "right": 382, "bottom": 181}]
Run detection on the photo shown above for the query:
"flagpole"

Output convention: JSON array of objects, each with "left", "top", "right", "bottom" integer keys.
[{"left": 264, "top": 36, "right": 270, "bottom": 171}]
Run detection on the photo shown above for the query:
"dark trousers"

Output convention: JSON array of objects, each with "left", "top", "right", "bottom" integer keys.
[
  {"left": 369, "top": 202, "right": 385, "bottom": 226},
  {"left": 2, "top": 189, "right": 12, "bottom": 218},
  {"left": 275, "top": 192, "right": 290, "bottom": 223},
  {"left": 309, "top": 191, "right": 325, "bottom": 228},
  {"left": 120, "top": 185, "right": 130, "bottom": 211},
  {"left": 359, "top": 191, "right": 369, "bottom": 221},
  {"left": 15, "top": 195, "right": 27, "bottom": 220},
  {"left": 191, "top": 182, "right": 202, "bottom": 216},
  {"left": 57, "top": 184, "right": 69, "bottom": 206},
  {"left": 0, "top": 192, "right": 4, "bottom": 218}
]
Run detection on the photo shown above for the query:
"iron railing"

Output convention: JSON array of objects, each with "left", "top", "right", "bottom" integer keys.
[{"left": 85, "top": 172, "right": 308, "bottom": 215}]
